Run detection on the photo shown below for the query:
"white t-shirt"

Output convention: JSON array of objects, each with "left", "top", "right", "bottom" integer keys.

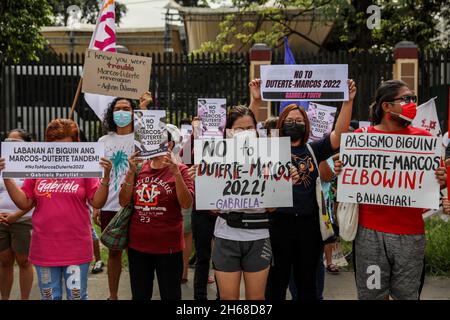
[
  {"left": 99, "top": 132, "right": 134, "bottom": 211},
  {"left": 214, "top": 208, "right": 269, "bottom": 241},
  {"left": 0, "top": 178, "right": 33, "bottom": 220}
]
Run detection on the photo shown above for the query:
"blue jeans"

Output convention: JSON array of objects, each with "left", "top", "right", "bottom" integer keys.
[{"left": 35, "top": 264, "right": 89, "bottom": 300}]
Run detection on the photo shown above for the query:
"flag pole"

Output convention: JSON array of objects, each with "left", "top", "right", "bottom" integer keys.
[{"left": 69, "top": 77, "right": 83, "bottom": 120}]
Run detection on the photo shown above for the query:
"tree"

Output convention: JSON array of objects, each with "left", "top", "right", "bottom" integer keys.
[
  {"left": 0, "top": 0, "right": 53, "bottom": 63},
  {"left": 195, "top": 0, "right": 449, "bottom": 54},
  {"left": 48, "top": 0, "right": 128, "bottom": 26}
]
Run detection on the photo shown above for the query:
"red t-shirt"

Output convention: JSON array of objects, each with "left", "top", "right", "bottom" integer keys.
[
  {"left": 355, "top": 125, "right": 432, "bottom": 235},
  {"left": 128, "top": 162, "right": 194, "bottom": 254}
]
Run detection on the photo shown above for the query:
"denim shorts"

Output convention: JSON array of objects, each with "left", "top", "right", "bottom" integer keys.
[{"left": 35, "top": 263, "right": 90, "bottom": 300}]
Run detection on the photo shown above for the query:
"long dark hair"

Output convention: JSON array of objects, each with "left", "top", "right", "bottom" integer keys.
[
  {"left": 224, "top": 105, "right": 257, "bottom": 138},
  {"left": 102, "top": 97, "right": 136, "bottom": 133},
  {"left": 370, "top": 80, "right": 408, "bottom": 125}
]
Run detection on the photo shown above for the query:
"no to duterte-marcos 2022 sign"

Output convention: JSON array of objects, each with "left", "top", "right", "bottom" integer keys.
[
  {"left": 194, "top": 137, "right": 293, "bottom": 210},
  {"left": 260, "top": 64, "right": 349, "bottom": 102},
  {"left": 337, "top": 133, "right": 442, "bottom": 209}
]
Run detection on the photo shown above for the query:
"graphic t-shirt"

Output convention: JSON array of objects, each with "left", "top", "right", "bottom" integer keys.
[
  {"left": 277, "top": 134, "right": 334, "bottom": 216},
  {"left": 355, "top": 125, "right": 431, "bottom": 235},
  {"left": 0, "top": 178, "right": 33, "bottom": 220},
  {"left": 21, "top": 178, "right": 99, "bottom": 266},
  {"left": 128, "top": 162, "right": 194, "bottom": 254},
  {"left": 99, "top": 132, "right": 134, "bottom": 211}
]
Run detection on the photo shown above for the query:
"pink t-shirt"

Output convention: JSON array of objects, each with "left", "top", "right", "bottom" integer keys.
[{"left": 22, "top": 178, "right": 99, "bottom": 266}]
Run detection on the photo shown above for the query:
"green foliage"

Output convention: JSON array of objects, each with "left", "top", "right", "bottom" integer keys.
[
  {"left": 48, "top": 0, "right": 128, "bottom": 26},
  {"left": 0, "top": 0, "right": 53, "bottom": 63},
  {"left": 425, "top": 216, "right": 450, "bottom": 276}
]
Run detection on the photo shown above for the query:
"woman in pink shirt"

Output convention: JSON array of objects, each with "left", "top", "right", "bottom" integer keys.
[{"left": 0, "top": 119, "right": 112, "bottom": 300}]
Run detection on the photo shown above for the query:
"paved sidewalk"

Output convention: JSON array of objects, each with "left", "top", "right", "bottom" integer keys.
[{"left": 6, "top": 267, "right": 450, "bottom": 300}]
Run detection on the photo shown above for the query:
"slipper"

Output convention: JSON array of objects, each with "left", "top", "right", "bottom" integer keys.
[
  {"left": 326, "top": 264, "right": 339, "bottom": 274},
  {"left": 207, "top": 275, "right": 215, "bottom": 284},
  {"left": 181, "top": 278, "right": 188, "bottom": 284}
]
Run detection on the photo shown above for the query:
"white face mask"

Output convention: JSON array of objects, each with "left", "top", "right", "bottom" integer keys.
[{"left": 232, "top": 129, "right": 257, "bottom": 139}]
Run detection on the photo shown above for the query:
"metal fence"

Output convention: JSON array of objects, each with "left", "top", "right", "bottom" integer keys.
[
  {"left": 0, "top": 52, "right": 250, "bottom": 141},
  {"left": 1, "top": 49, "right": 448, "bottom": 142}
]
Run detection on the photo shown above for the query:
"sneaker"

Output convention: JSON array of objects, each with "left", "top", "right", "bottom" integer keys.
[{"left": 91, "top": 261, "right": 104, "bottom": 274}]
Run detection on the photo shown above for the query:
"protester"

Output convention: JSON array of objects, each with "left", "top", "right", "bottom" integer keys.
[
  {"left": 264, "top": 117, "right": 279, "bottom": 137},
  {"left": 119, "top": 126, "right": 194, "bottom": 300},
  {"left": 262, "top": 79, "right": 356, "bottom": 300},
  {"left": 93, "top": 93, "right": 150, "bottom": 299},
  {"left": 334, "top": 80, "right": 447, "bottom": 300},
  {"left": 0, "top": 129, "right": 34, "bottom": 300},
  {"left": 0, "top": 119, "right": 112, "bottom": 300},
  {"left": 90, "top": 225, "right": 104, "bottom": 274},
  {"left": 190, "top": 104, "right": 299, "bottom": 300}
]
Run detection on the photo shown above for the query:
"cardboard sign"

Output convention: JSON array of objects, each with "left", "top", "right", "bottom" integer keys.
[
  {"left": 1, "top": 142, "right": 104, "bottom": 178},
  {"left": 337, "top": 133, "right": 442, "bottom": 209},
  {"left": 82, "top": 49, "right": 152, "bottom": 99},
  {"left": 134, "top": 110, "right": 168, "bottom": 159},
  {"left": 307, "top": 102, "right": 336, "bottom": 142},
  {"left": 194, "top": 137, "right": 293, "bottom": 210},
  {"left": 260, "top": 64, "right": 348, "bottom": 101},
  {"left": 197, "top": 98, "right": 226, "bottom": 137}
]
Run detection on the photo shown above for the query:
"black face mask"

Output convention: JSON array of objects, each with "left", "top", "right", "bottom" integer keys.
[{"left": 282, "top": 122, "right": 305, "bottom": 142}]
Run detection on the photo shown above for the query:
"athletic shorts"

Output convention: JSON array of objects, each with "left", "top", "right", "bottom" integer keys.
[
  {"left": 0, "top": 220, "right": 32, "bottom": 254},
  {"left": 212, "top": 237, "right": 272, "bottom": 272},
  {"left": 355, "top": 226, "right": 425, "bottom": 300}
]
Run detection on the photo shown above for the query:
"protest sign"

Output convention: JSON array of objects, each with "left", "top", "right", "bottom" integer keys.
[
  {"left": 194, "top": 137, "right": 293, "bottom": 210},
  {"left": 134, "top": 110, "right": 168, "bottom": 159},
  {"left": 82, "top": 49, "right": 152, "bottom": 100},
  {"left": 1, "top": 142, "right": 104, "bottom": 178},
  {"left": 412, "top": 97, "right": 442, "bottom": 137},
  {"left": 181, "top": 124, "right": 193, "bottom": 138},
  {"left": 337, "top": 133, "right": 442, "bottom": 209},
  {"left": 359, "top": 121, "right": 371, "bottom": 129},
  {"left": 260, "top": 64, "right": 348, "bottom": 102},
  {"left": 197, "top": 99, "right": 226, "bottom": 137},
  {"left": 306, "top": 102, "right": 336, "bottom": 142}
]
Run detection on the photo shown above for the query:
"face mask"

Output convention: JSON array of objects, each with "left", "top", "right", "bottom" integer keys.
[
  {"left": 282, "top": 122, "right": 305, "bottom": 141},
  {"left": 232, "top": 130, "right": 257, "bottom": 139},
  {"left": 113, "top": 111, "right": 132, "bottom": 128},
  {"left": 389, "top": 102, "right": 417, "bottom": 127}
]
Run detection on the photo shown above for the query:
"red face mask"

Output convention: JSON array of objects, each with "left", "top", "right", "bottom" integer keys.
[{"left": 390, "top": 102, "right": 417, "bottom": 122}]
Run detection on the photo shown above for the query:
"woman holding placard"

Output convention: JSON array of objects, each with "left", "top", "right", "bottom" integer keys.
[
  {"left": 0, "top": 119, "right": 112, "bottom": 300},
  {"left": 334, "top": 80, "right": 447, "bottom": 300},
  {"left": 119, "top": 125, "right": 194, "bottom": 300},
  {"left": 263, "top": 79, "right": 356, "bottom": 300},
  {"left": 0, "top": 129, "right": 34, "bottom": 300}
]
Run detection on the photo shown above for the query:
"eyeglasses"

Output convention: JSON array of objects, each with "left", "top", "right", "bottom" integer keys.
[
  {"left": 284, "top": 119, "right": 304, "bottom": 125},
  {"left": 388, "top": 95, "right": 417, "bottom": 105}
]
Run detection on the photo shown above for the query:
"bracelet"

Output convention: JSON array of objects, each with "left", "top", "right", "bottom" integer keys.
[{"left": 100, "top": 180, "right": 110, "bottom": 187}]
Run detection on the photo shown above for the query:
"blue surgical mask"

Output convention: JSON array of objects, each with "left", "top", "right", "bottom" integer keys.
[{"left": 113, "top": 111, "right": 132, "bottom": 127}]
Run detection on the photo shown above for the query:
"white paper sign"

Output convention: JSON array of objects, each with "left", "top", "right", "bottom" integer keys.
[
  {"left": 307, "top": 102, "right": 337, "bottom": 142},
  {"left": 359, "top": 121, "right": 371, "bottom": 129},
  {"left": 337, "top": 133, "right": 442, "bottom": 209},
  {"left": 1, "top": 142, "right": 104, "bottom": 178},
  {"left": 260, "top": 64, "right": 348, "bottom": 101},
  {"left": 412, "top": 97, "right": 442, "bottom": 137},
  {"left": 134, "top": 110, "right": 168, "bottom": 159},
  {"left": 194, "top": 137, "right": 293, "bottom": 210},
  {"left": 197, "top": 98, "right": 226, "bottom": 137}
]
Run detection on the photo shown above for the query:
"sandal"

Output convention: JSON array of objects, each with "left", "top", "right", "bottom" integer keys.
[
  {"left": 181, "top": 278, "right": 188, "bottom": 284},
  {"left": 326, "top": 264, "right": 339, "bottom": 274},
  {"left": 207, "top": 275, "right": 215, "bottom": 284},
  {"left": 91, "top": 260, "right": 104, "bottom": 274}
]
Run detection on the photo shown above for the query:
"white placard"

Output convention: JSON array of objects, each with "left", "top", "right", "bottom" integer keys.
[
  {"left": 194, "top": 137, "right": 293, "bottom": 210},
  {"left": 1, "top": 142, "right": 104, "bottom": 178},
  {"left": 197, "top": 98, "right": 227, "bottom": 137},
  {"left": 260, "top": 64, "right": 348, "bottom": 101},
  {"left": 337, "top": 133, "right": 442, "bottom": 209},
  {"left": 134, "top": 110, "right": 168, "bottom": 159},
  {"left": 307, "top": 102, "right": 337, "bottom": 141}
]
